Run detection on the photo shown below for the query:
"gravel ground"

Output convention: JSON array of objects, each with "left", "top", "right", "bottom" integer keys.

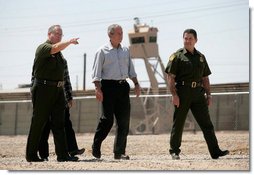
[{"left": 0, "top": 131, "right": 249, "bottom": 171}]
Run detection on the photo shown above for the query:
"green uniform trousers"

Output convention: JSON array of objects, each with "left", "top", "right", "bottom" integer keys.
[
  {"left": 26, "top": 84, "right": 68, "bottom": 159},
  {"left": 169, "top": 86, "right": 220, "bottom": 157}
]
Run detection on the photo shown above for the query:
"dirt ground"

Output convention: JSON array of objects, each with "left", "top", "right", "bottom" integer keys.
[{"left": 0, "top": 131, "right": 249, "bottom": 171}]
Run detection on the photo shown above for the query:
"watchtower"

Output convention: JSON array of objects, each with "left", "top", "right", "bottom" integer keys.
[
  {"left": 128, "top": 17, "right": 168, "bottom": 91},
  {"left": 128, "top": 18, "right": 169, "bottom": 134}
]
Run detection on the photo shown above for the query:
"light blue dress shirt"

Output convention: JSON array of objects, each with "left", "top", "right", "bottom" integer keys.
[{"left": 92, "top": 42, "right": 137, "bottom": 82}]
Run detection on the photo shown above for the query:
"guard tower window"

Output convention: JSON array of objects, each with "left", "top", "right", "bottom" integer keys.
[
  {"left": 149, "top": 36, "right": 157, "bottom": 43},
  {"left": 131, "top": 37, "right": 145, "bottom": 44}
]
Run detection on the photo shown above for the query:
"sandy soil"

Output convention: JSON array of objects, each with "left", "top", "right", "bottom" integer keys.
[{"left": 0, "top": 131, "right": 249, "bottom": 171}]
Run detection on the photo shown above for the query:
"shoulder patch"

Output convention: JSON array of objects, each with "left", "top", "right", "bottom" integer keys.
[
  {"left": 169, "top": 54, "right": 176, "bottom": 61},
  {"left": 197, "top": 50, "right": 205, "bottom": 62},
  {"left": 199, "top": 56, "right": 204, "bottom": 62}
]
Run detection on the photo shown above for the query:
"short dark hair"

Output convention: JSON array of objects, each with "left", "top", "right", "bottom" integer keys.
[{"left": 183, "top": 29, "right": 197, "bottom": 39}]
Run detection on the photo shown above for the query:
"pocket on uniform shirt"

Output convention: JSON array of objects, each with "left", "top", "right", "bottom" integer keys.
[
  {"left": 46, "top": 57, "right": 57, "bottom": 70},
  {"left": 182, "top": 61, "right": 192, "bottom": 74}
]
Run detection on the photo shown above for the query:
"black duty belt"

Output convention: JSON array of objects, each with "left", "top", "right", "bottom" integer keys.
[
  {"left": 177, "top": 81, "right": 202, "bottom": 88},
  {"left": 102, "top": 79, "right": 127, "bottom": 84},
  {"left": 35, "top": 78, "right": 64, "bottom": 87}
]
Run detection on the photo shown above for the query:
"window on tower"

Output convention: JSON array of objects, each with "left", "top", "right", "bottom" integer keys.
[{"left": 131, "top": 37, "right": 145, "bottom": 44}]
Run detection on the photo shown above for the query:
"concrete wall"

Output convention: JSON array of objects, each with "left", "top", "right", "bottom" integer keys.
[{"left": 0, "top": 93, "right": 249, "bottom": 135}]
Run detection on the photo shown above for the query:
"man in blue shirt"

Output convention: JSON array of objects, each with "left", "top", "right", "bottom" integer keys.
[{"left": 91, "top": 24, "right": 141, "bottom": 160}]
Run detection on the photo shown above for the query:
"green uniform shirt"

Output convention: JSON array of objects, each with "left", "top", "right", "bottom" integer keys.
[
  {"left": 165, "top": 48, "right": 211, "bottom": 83},
  {"left": 32, "top": 40, "right": 65, "bottom": 81}
]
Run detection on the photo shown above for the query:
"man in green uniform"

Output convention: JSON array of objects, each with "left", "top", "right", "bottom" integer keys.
[
  {"left": 165, "top": 29, "right": 229, "bottom": 160},
  {"left": 26, "top": 25, "right": 79, "bottom": 162}
]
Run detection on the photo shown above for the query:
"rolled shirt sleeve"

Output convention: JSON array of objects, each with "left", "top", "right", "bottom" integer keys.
[
  {"left": 128, "top": 56, "right": 137, "bottom": 78},
  {"left": 91, "top": 48, "right": 104, "bottom": 82}
]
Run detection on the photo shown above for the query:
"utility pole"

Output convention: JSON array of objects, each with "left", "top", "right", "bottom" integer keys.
[
  {"left": 76, "top": 75, "right": 78, "bottom": 91},
  {"left": 83, "top": 53, "right": 86, "bottom": 90}
]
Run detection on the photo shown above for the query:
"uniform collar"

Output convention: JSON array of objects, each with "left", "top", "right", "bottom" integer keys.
[
  {"left": 183, "top": 48, "right": 198, "bottom": 55},
  {"left": 46, "top": 40, "right": 53, "bottom": 44},
  {"left": 107, "top": 41, "right": 122, "bottom": 50}
]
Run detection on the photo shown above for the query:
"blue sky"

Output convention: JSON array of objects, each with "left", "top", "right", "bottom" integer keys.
[{"left": 0, "top": 0, "right": 249, "bottom": 90}]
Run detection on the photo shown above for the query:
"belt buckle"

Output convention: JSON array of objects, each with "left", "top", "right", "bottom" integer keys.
[
  {"left": 191, "top": 82, "right": 197, "bottom": 88},
  {"left": 57, "top": 81, "right": 63, "bottom": 87}
]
